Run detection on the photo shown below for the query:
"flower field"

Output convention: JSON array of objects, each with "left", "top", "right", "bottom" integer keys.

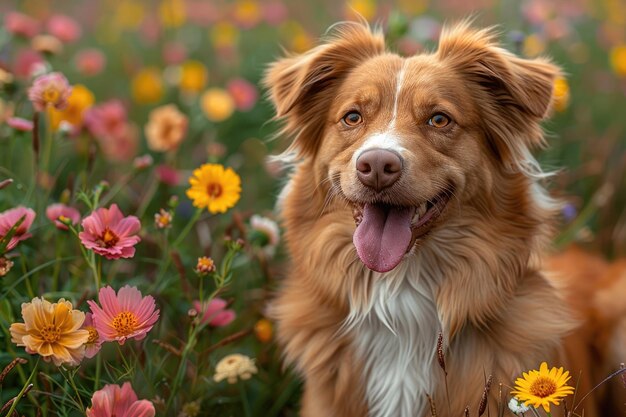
[{"left": 0, "top": 0, "right": 625, "bottom": 416}]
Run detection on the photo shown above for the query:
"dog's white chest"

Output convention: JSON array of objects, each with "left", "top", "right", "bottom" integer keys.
[{"left": 350, "top": 265, "right": 441, "bottom": 417}]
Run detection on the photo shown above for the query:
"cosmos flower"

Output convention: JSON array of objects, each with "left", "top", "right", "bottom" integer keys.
[
  {"left": 46, "top": 14, "right": 82, "bottom": 43},
  {"left": 10, "top": 297, "right": 89, "bottom": 366},
  {"left": 46, "top": 203, "right": 81, "bottom": 230},
  {"left": 7, "top": 117, "right": 34, "bottom": 132},
  {"left": 4, "top": 12, "right": 40, "bottom": 38},
  {"left": 86, "top": 382, "right": 155, "bottom": 417},
  {"left": 28, "top": 72, "right": 72, "bottom": 112},
  {"left": 511, "top": 362, "right": 575, "bottom": 413},
  {"left": 85, "top": 100, "right": 128, "bottom": 139},
  {"left": 79, "top": 204, "right": 141, "bottom": 260},
  {"left": 74, "top": 48, "right": 106, "bottom": 77},
  {"left": 0, "top": 206, "right": 36, "bottom": 251},
  {"left": 193, "top": 298, "right": 235, "bottom": 327},
  {"left": 82, "top": 312, "right": 103, "bottom": 358},
  {"left": 186, "top": 163, "right": 241, "bottom": 214},
  {"left": 227, "top": 78, "right": 258, "bottom": 111},
  {"left": 87, "top": 285, "right": 159, "bottom": 345}
]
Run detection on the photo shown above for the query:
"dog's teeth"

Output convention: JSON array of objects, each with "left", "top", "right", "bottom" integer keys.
[
  {"left": 418, "top": 203, "right": 427, "bottom": 217},
  {"left": 412, "top": 212, "right": 420, "bottom": 223}
]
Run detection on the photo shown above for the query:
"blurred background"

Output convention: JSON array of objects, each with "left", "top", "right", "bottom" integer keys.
[
  {"left": 0, "top": 1, "right": 625, "bottom": 415},
  {"left": 1, "top": 0, "right": 625, "bottom": 257}
]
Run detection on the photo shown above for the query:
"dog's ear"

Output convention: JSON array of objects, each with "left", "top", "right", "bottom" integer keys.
[
  {"left": 437, "top": 22, "right": 561, "bottom": 164},
  {"left": 264, "top": 23, "right": 385, "bottom": 157}
]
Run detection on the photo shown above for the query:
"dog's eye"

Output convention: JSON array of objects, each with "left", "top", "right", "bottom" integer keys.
[
  {"left": 342, "top": 111, "right": 363, "bottom": 127},
  {"left": 428, "top": 113, "right": 451, "bottom": 128}
]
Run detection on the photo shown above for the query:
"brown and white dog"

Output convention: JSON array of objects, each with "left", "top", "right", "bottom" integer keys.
[{"left": 264, "top": 22, "right": 620, "bottom": 417}]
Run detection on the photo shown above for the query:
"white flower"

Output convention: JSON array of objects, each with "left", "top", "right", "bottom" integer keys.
[
  {"left": 250, "top": 215, "right": 280, "bottom": 251},
  {"left": 508, "top": 397, "right": 531, "bottom": 414},
  {"left": 213, "top": 353, "right": 258, "bottom": 384}
]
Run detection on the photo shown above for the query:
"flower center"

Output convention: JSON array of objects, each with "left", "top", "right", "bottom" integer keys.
[
  {"left": 40, "top": 325, "right": 61, "bottom": 343},
  {"left": 207, "top": 183, "right": 223, "bottom": 198},
  {"left": 86, "top": 326, "right": 99, "bottom": 344},
  {"left": 530, "top": 376, "right": 557, "bottom": 398},
  {"left": 98, "top": 227, "right": 119, "bottom": 248},
  {"left": 111, "top": 311, "right": 139, "bottom": 336},
  {"left": 43, "top": 88, "right": 60, "bottom": 104}
]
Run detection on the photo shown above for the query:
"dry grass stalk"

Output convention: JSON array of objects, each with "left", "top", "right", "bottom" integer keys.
[
  {"left": 478, "top": 374, "right": 493, "bottom": 416},
  {"left": 426, "top": 393, "right": 438, "bottom": 417},
  {"left": 436, "top": 332, "right": 447, "bottom": 375},
  {"left": 0, "top": 358, "right": 27, "bottom": 385}
]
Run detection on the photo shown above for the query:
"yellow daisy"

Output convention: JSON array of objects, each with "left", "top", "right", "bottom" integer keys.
[
  {"left": 186, "top": 163, "right": 241, "bottom": 214},
  {"left": 511, "top": 362, "right": 575, "bottom": 413}
]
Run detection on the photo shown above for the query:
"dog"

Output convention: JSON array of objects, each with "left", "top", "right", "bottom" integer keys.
[{"left": 263, "top": 21, "right": 620, "bottom": 417}]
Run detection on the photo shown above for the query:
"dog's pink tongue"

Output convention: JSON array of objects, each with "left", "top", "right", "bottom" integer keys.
[{"left": 353, "top": 203, "right": 414, "bottom": 273}]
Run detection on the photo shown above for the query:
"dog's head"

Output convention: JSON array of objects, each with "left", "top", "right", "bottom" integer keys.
[{"left": 265, "top": 22, "right": 560, "bottom": 273}]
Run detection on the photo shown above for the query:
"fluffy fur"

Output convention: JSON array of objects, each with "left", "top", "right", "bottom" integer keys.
[{"left": 264, "top": 22, "right": 619, "bottom": 417}]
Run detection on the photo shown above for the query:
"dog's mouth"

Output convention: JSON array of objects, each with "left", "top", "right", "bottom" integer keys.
[{"left": 351, "top": 190, "right": 452, "bottom": 273}]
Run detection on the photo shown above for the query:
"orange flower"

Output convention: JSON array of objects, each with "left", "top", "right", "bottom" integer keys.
[
  {"left": 10, "top": 297, "right": 89, "bottom": 366},
  {"left": 144, "top": 104, "right": 188, "bottom": 152}
]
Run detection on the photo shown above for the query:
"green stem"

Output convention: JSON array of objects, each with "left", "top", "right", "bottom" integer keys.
[
  {"left": 94, "top": 354, "right": 101, "bottom": 392},
  {"left": 239, "top": 381, "right": 252, "bottom": 417},
  {"left": 173, "top": 208, "right": 203, "bottom": 248},
  {"left": 166, "top": 326, "right": 199, "bottom": 414},
  {"left": 51, "top": 234, "right": 62, "bottom": 292},
  {"left": 41, "top": 112, "right": 53, "bottom": 175},
  {"left": 4, "top": 358, "right": 38, "bottom": 417},
  {"left": 65, "top": 369, "right": 85, "bottom": 412}
]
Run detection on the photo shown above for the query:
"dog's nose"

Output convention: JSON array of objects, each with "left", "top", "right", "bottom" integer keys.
[{"left": 356, "top": 148, "right": 403, "bottom": 192}]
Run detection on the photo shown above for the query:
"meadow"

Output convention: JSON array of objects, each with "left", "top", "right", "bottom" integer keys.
[{"left": 0, "top": 0, "right": 625, "bottom": 416}]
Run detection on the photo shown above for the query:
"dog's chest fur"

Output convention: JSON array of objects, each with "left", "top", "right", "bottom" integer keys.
[{"left": 349, "top": 259, "right": 441, "bottom": 417}]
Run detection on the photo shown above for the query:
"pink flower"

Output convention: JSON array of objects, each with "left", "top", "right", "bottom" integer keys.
[
  {"left": 262, "top": 1, "right": 288, "bottom": 26},
  {"left": 0, "top": 206, "right": 36, "bottom": 251},
  {"left": 193, "top": 298, "right": 236, "bottom": 327},
  {"left": 4, "top": 12, "right": 40, "bottom": 38},
  {"left": 28, "top": 72, "right": 72, "bottom": 112},
  {"left": 155, "top": 165, "right": 180, "bottom": 186},
  {"left": 79, "top": 204, "right": 141, "bottom": 260},
  {"left": 82, "top": 313, "right": 103, "bottom": 359},
  {"left": 86, "top": 382, "right": 155, "bottom": 417},
  {"left": 162, "top": 41, "right": 188, "bottom": 65},
  {"left": 227, "top": 78, "right": 258, "bottom": 111},
  {"left": 74, "top": 49, "right": 106, "bottom": 76},
  {"left": 97, "top": 123, "right": 139, "bottom": 163},
  {"left": 85, "top": 100, "right": 128, "bottom": 139},
  {"left": 87, "top": 286, "right": 159, "bottom": 345},
  {"left": 46, "top": 14, "right": 81, "bottom": 43},
  {"left": 14, "top": 49, "right": 43, "bottom": 79},
  {"left": 46, "top": 203, "right": 81, "bottom": 230},
  {"left": 7, "top": 117, "right": 34, "bottom": 132}
]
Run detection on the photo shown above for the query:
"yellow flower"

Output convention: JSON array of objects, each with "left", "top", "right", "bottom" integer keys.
[
  {"left": 609, "top": 45, "right": 626, "bottom": 77},
  {"left": 10, "top": 297, "right": 89, "bottom": 366},
  {"left": 179, "top": 61, "right": 208, "bottom": 94},
  {"left": 552, "top": 77, "right": 570, "bottom": 112},
  {"left": 233, "top": 0, "right": 261, "bottom": 27},
  {"left": 523, "top": 34, "right": 546, "bottom": 58},
  {"left": 280, "top": 21, "right": 313, "bottom": 53},
  {"left": 114, "top": 1, "right": 145, "bottom": 30},
  {"left": 159, "top": 0, "right": 186, "bottom": 28},
  {"left": 200, "top": 88, "right": 235, "bottom": 122},
  {"left": 144, "top": 104, "right": 188, "bottom": 152},
  {"left": 48, "top": 84, "right": 95, "bottom": 131},
  {"left": 345, "top": 0, "right": 377, "bottom": 21},
  {"left": 210, "top": 22, "right": 239, "bottom": 50},
  {"left": 186, "top": 163, "right": 241, "bottom": 214},
  {"left": 131, "top": 67, "right": 164, "bottom": 104},
  {"left": 511, "top": 362, "right": 575, "bottom": 413},
  {"left": 213, "top": 353, "right": 258, "bottom": 384}
]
